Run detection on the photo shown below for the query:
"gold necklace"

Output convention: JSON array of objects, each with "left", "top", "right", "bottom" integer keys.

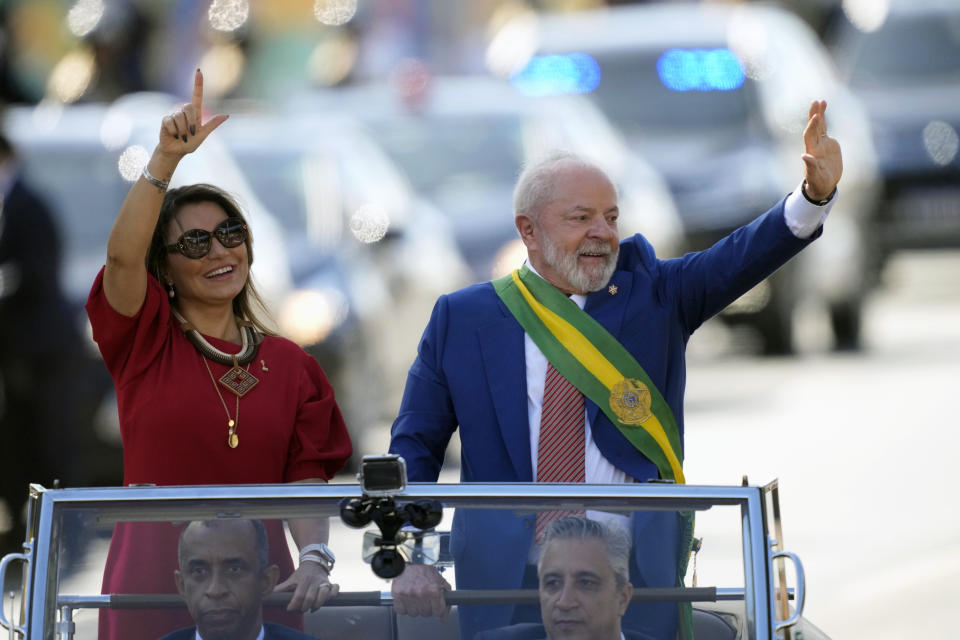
[{"left": 202, "top": 355, "right": 252, "bottom": 449}]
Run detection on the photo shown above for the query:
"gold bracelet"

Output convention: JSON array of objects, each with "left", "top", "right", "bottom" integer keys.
[{"left": 141, "top": 165, "right": 170, "bottom": 191}]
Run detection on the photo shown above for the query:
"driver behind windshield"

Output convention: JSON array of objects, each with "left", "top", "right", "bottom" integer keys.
[{"left": 161, "top": 519, "right": 320, "bottom": 640}]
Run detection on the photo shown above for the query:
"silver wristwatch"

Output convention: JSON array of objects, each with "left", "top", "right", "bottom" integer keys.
[{"left": 299, "top": 542, "right": 336, "bottom": 573}]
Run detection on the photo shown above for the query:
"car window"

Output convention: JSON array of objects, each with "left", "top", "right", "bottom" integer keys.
[
  {"left": 587, "top": 51, "right": 756, "bottom": 135},
  {"left": 839, "top": 12, "right": 960, "bottom": 86}
]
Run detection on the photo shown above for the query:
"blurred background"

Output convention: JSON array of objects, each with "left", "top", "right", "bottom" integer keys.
[{"left": 0, "top": 0, "right": 957, "bottom": 637}]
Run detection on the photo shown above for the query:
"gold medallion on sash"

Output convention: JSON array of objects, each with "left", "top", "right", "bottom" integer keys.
[{"left": 609, "top": 378, "right": 653, "bottom": 425}]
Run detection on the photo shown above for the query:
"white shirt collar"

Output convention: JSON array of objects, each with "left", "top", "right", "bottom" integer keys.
[{"left": 196, "top": 626, "right": 264, "bottom": 640}]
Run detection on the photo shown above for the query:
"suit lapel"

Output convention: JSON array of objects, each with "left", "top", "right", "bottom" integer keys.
[
  {"left": 583, "top": 270, "right": 632, "bottom": 426},
  {"left": 478, "top": 304, "right": 532, "bottom": 481}
]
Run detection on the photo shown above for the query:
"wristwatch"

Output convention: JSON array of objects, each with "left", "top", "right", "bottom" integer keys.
[{"left": 299, "top": 543, "right": 336, "bottom": 573}]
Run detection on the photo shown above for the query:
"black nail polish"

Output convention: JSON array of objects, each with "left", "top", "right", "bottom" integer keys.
[
  {"left": 189, "top": 125, "right": 196, "bottom": 136},
  {"left": 181, "top": 135, "right": 188, "bottom": 142}
]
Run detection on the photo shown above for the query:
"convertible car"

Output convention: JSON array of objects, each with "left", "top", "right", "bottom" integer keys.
[{"left": 0, "top": 474, "right": 827, "bottom": 639}]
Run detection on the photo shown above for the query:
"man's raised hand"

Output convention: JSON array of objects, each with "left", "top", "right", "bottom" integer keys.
[{"left": 801, "top": 99, "right": 843, "bottom": 201}]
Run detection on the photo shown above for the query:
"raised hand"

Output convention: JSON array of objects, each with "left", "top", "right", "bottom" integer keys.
[
  {"left": 801, "top": 100, "right": 843, "bottom": 201},
  {"left": 157, "top": 69, "right": 229, "bottom": 157}
]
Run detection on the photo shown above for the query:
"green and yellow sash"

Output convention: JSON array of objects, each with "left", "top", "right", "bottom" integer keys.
[{"left": 492, "top": 265, "right": 684, "bottom": 483}]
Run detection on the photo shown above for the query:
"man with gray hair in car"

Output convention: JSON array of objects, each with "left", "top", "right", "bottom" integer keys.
[{"left": 477, "top": 515, "right": 655, "bottom": 640}]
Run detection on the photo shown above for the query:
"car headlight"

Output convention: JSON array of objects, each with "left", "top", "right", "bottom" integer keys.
[{"left": 278, "top": 288, "right": 350, "bottom": 346}]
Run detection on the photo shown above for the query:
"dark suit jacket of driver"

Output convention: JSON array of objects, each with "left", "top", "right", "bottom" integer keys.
[{"left": 157, "top": 622, "right": 318, "bottom": 640}]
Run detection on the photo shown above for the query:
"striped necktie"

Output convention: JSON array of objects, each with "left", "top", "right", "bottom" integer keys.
[{"left": 535, "top": 361, "right": 586, "bottom": 543}]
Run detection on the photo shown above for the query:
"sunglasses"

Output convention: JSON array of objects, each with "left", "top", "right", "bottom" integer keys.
[{"left": 166, "top": 218, "right": 248, "bottom": 259}]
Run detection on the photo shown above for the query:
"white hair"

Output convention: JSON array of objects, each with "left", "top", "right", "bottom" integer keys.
[{"left": 513, "top": 150, "right": 611, "bottom": 220}]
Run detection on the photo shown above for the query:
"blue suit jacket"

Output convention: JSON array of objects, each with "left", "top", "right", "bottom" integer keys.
[{"left": 389, "top": 200, "right": 816, "bottom": 638}]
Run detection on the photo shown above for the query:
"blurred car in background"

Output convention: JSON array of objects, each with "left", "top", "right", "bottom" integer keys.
[
  {"left": 527, "top": 2, "right": 883, "bottom": 353},
  {"left": 826, "top": 0, "right": 960, "bottom": 261},
  {"left": 290, "top": 74, "right": 684, "bottom": 284},
  {"left": 215, "top": 108, "right": 470, "bottom": 456}
]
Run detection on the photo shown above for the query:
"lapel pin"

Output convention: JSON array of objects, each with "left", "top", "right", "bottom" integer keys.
[{"left": 608, "top": 284, "right": 618, "bottom": 295}]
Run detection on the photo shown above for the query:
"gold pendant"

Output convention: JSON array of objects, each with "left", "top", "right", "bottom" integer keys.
[
  {"left": 219, "top": 366, "right": 259, "bottom": 397},
  {"left": 228, "top": 430, "right": 239, "bottom": 448}
]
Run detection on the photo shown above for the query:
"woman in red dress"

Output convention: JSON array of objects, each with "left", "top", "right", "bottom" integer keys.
[{"left": 85, "top": 70, "right": 352, "bottom": 639}]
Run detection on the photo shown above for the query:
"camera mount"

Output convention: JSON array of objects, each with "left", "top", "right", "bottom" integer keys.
[{"left": 339, "top": 495, "right": 443, "bottom": 578}]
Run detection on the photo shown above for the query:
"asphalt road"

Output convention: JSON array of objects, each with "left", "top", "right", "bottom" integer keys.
[{"left": 682, "top": 249, "right": 960, "bottom": 639}]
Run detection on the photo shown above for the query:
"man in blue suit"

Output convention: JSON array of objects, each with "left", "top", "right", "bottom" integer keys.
[{"left": 389, "top": 101, "right": 842, "bottom": 640}]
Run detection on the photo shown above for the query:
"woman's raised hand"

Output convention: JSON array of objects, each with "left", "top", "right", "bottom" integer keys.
[{"left": 157, "top": 69, "right": 229, "bottom": 156}]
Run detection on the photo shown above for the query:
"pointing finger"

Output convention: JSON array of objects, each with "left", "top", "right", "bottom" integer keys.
[{"left": 191, "top": 68, "right": 204, "bottom": 113}]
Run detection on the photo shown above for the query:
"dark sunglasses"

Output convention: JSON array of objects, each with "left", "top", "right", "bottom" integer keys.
[{"left": 166, "top": 218, "right": 248, "bottom": 259}]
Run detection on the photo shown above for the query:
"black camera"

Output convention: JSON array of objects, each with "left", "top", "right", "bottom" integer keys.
[{"left": 357, "top": 454, "right": 407, "bottom": 497}]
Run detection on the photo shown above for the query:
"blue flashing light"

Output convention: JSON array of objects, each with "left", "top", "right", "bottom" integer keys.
[
  {"left": 657, "top": 48, "right": 745, "bottom": 92},
  {"left": 511, "top": 53, "right": 602, "bottom": 97}
]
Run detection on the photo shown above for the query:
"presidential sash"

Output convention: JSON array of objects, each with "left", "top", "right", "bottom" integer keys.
[{"left": 492, "top": 265, "right": 684, "bottom": 483}]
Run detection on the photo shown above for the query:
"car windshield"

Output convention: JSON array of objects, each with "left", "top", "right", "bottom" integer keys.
[
  {"left": 586, "top": 51, "right": 755, "bottom": 135},
  {"left": 15, "top": 482, "right": 799, "bottom": 640},
  {"left": 366, "top": 114, "right": 526, "bottom": 212},
  {"left": 839, "top": 12, "right": 960, "bottom": 87}
]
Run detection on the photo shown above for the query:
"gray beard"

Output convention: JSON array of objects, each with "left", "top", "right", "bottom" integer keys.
[{"left": 540, "top": 232, "right": 619, "bottom": 293}]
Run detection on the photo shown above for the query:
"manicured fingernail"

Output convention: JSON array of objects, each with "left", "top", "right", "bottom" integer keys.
[
  {"left": 189, "top": 125, "right": 196, "bottom": 135},
  {"left": 181, "top": 135, "right": 188, "bottom": 142}
]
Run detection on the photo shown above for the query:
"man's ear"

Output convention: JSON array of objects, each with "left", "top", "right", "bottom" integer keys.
[
  {"left": 260, "top": 564, "right": 280, "bottom": 596},
  {"left": 617, "top": 582, "right": 633, "bottom": 616},
  {"left": 174, "top": 569, "right": 186, "bottom": 598},
  {"left": 516, "top": 214, "right": 537, "bottom": 250}
]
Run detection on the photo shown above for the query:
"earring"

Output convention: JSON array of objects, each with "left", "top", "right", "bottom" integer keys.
[{"left": 166, "top": 282, "right": 175, "bottom": 299}]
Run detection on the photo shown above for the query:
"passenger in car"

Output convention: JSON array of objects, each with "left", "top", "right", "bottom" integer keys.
[
  {"left": 476, "top": 516, "right": 652, "bottom": 640},
  {"left": 86, "top": 69, "right": 351, "bottom": 640},
  {"left": 160, "top": 519, "right": 320, "bottom": 640},
  {"left": 389, "top": 100, "right": 842, "bottom": 640}
]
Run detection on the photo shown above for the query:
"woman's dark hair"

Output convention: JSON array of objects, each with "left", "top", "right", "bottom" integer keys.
[{"left": 146, "top": 183, "right": 275, "bottom": 335}]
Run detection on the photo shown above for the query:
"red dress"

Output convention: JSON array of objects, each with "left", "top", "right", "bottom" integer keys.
[{"left": 85, "top": 269, "right": 352, "bottom": 640}]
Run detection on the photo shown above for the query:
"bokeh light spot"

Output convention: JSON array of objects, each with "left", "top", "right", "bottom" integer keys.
[
  {"left": 208, "top": 0, "right": 249, "bottom": 32},
  {"left": 485, "top": 7, "right": 539, "bottom": 78},
  {"left": 657, "top": 48, "right": 745, "bottom": 92},
  {"left": 923, "top": 121, "right": 959, "bottom": 166},
  {"left": 118, "top": 145, "right": 150, "bottom": 183},
  {"left": 66, "top": 0, "right": 104, "bottom": 37},
  {"left": 313, "top": 0, "right": 357, "bottom": 26},
  {"left": 309, "top": 33, "right": 359, "bottom": 87},
  {"left": 48, "top": 49, "right": 96, "bottom": 103},
  {"left": 511, "top": 53, "right": 601, "bottom": 97},
  {"left": 842, "top": 0, "right": 889, "bottom": 33},
  {"left": 349, "top": 204, "right": 389, "bottom": 244},
  {"left": 198, "top": 42, "right": 246, "bottom": 97},
  {"left": 279, "top": 289, "right": 349, "bottom": 346}
]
